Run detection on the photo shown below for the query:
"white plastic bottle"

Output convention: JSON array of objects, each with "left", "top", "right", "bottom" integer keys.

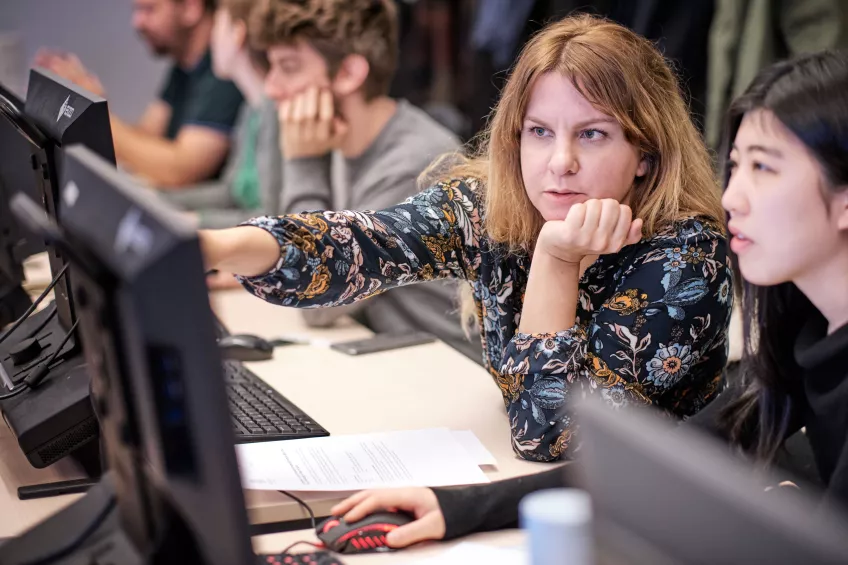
[{"left": 519, "top": 488, "right": 593, "bottom": 565}]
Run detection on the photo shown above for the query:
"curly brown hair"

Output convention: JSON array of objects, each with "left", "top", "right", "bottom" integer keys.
[{"left": 249, "top": 0, "right": 398, "bottom": 100}]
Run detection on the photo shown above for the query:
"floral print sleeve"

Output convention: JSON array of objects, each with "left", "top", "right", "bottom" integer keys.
[
  {"left": 237, "top": 179, "right": 483, "bottom": 307},
  {"left": 238, "top": 176, "right": 730, "bottom": 465},
  {"left": 500, "top": 220, "right": 732, "bottom": 462}
]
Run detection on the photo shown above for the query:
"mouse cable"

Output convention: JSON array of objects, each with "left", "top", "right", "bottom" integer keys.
[
  {"left": 0, "top": 318, "right": 79, "bottom": 400},
  {"left": 19, "top": 494, "right": 116, "bottom": 565},
  {"left": 277, "top": 540, "right": 330, "bottom": 556},
  {"left": 279, "top": 490, "right": 317, "bottom": 531},
  {"left": 0, "top": 263, "right": 69, "bottom": 347}
]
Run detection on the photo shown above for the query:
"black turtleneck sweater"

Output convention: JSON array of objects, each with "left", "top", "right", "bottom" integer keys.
[
  {"left": 433, "top": 316, "right": 848, "bottom": 539},
  {"left": 794, "top": 315, "right": 848, "bottom": 508}
]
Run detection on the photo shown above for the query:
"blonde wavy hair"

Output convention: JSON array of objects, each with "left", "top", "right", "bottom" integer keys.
[{"left": 444, "top": 14, "right": 724, "bottom": 333}]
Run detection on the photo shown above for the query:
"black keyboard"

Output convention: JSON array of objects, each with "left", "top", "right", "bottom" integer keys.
[
  {"left": 223, "top": 360, "right": 328, "bottom": 442},
  {"left": 213, "top": 316, "right": 328, "bottom": 442}
]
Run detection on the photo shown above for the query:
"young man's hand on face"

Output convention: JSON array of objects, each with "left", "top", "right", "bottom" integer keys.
[{"left": 278, "top": 86, "right": 348, "bottom": 159}]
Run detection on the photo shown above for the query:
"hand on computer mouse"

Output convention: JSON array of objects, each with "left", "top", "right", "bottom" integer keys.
[{"left": 331, "top": 488, "right": 446, "bottom": 548}]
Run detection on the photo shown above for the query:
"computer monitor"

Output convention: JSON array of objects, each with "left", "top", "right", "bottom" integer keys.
[
  {"left": 0, "top": 82, "right": 46, "bottom": 325},
  {"left": 7, "top": 144, "right": 254, "bottom": 563},
  {"left": 23, "top": 66, "right": 115, "bottom": 333},
  {"left": 0, "top": 68, "right": 116, "bottom": 474},
  {"left": 0, "top": 82, "right": 47, "bottom": 277},
  {"left": 576, "top": 398, "right": 848, "bottom": 565}
]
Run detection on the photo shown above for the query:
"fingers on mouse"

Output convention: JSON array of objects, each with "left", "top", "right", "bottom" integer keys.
[{"left": 316, "top": 511, "right": 414, "bottom": 554}]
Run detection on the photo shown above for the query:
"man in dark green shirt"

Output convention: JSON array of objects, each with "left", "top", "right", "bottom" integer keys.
[
  {"left": 159, "top": 49, "right": 242, "bottom": 142},
  {"left": 35, "top": 0, "right": 243, "bottom": 187}
]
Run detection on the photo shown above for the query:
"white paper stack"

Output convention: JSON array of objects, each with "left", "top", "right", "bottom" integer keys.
[{"left": 235, "top": 428, "right": 494, "bottom": 491}]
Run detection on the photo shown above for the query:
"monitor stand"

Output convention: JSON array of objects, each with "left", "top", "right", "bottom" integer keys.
[
  {"left": 0, "top": 301, "right": 101, "bottom": 498},
  {"left": 17, "top": 438, "right": 102, "bottom": 500},
  {"left": 0, "top": 475, "right": 143, "bottom": 565},
  {"left": 0, "top": 474, "right": 210, "bottom": 565}
]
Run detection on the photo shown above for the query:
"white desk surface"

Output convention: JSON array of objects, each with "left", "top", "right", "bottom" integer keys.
[
  {"left": 210, "top": 289, "right": 551, "bottom": 526},
  {"left": 2, "top": 270, "right": 549, "bottom": 551}
]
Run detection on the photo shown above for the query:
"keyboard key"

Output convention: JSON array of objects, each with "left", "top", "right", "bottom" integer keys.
[{"left": 224, "top": 360, "right": 327, "bottom": 443}]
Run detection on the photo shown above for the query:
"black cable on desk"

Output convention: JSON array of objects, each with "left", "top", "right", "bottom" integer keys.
[
  {"left": 0, "top": 384, "right": 28, "bottom": 401},
  {"left": 278, "top": 490, "right": 317, "bottom": 531},
  {"left": 0, "top": 263, "right": 68, "bottom": 347},
  {"left": 0, "top": 318, "right": 80, "bottom": 399},
  {"left": 23, "top": 318, "right": 80, "bottom": 389}
]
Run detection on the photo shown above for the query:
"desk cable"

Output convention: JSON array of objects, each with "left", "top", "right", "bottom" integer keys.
[
  {"left": 278, "top": 490, "right": 317, "bottom": 531},
  {"left": 0, "top": 318, "right": 79, "bottom": 400},
  {"left": 0, "top": 263, "right": 68, "bottom": 348},
  {"left": 275, "top": 490, "right": 343, "bottom": 557}
]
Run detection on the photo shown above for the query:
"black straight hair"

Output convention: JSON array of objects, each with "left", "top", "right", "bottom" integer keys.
[{"left": 719, "top": 50, "right": 848, "bottom": 462}]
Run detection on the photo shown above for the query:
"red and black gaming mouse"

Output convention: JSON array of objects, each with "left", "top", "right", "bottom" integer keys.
[{"left": 316, "top": 511, "right": 414, "bottom": 554}]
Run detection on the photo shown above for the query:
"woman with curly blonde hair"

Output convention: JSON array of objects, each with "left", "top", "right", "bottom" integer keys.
[{"left": 202, "top": 13, "right": 732, "bottom": 463}]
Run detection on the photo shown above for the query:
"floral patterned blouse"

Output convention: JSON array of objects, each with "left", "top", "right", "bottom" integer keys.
[{"left": 239, "top": 178, "right": 733, "bottom": 462}]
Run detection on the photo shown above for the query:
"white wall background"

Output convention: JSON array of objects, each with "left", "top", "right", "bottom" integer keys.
[{"left": 0, "top": 0, "right": 168, "bottom": 121}]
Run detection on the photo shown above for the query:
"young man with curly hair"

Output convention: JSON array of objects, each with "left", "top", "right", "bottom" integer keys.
[{"left": 246, "top": 0, "right": 481, "bottom": 361}]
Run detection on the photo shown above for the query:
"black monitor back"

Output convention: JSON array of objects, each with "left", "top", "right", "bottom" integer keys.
[
  {"left": 0, "top": 82, "right": 48, "bottom": 282},
  {"left": 577, "top": 398, "right": 848, "bottom": 565},
  {"left": 24, "top": 67, "right": 115, "bottom": 165},
  {"left": 23, "top": 67, "right": 115, "bottom": 331},
  {"left": 56, "top": 145, "right": 254, "bottom": 565}
]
